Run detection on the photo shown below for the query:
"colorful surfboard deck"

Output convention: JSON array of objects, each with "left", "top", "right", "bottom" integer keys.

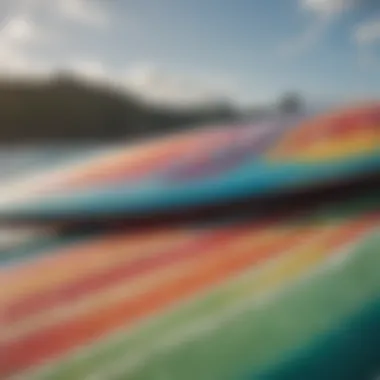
[
  {"left": 0, "top": 103, "right": 379, "bottom": 220},
  {"left": 1, "top": 102, "right": 380, "bottom": 380},
  {"left": 2, "top": 186, "right": 380, "bottom": 380}
]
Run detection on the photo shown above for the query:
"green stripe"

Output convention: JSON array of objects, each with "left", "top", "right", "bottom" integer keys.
[
  {"left": 32, "top": 226, "right": 379, "bottom": 380},
  {"left": 23, "top": 193, "right": 380, "bottom": 380},
  {"left": 254, "top": 299, "right": 380, "bottom": 380},
  {"left": 107, "top": 232, "right": 380, "bottom": 380}
]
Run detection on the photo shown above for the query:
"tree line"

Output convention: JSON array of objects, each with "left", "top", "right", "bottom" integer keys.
[
  {"left": 0, "top": 72, "right": 303, "bottom": 143},
  {"left": 0, "top": 74, "right": 240, "bottom": 143}
]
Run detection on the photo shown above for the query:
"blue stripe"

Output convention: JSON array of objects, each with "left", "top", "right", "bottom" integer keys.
[{"left": 2, "top": 152, "right": 380, "bottom": 218}]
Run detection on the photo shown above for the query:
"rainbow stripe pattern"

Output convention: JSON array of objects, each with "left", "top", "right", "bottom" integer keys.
[
  {"left": 0, "top": 104, "right": 379, "bottom": 218},
  {"left": 2, "top": 103, "right": 380, "bottom": 379},
  {"left": 2, "top": 192, "right": 380, "bottom": 379}
]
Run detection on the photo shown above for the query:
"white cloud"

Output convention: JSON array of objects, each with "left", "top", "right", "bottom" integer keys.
[
  {"left": 353, "top": 17, "right": 380, "bottom": 68},
  {"left": 302, "top": 0, "right": 356, "bottom": 15},
  {"left": 297, "top": 1, "right": 380, "bottom": 67},
  {"left": 0, "top": 0, "right": 110, "bottom": 79},
  {"left": 0, "top": 13, "right": 51, "bottom": 46},
  {"left": 66, "top": 58, "right": 107, "bottom": 82},
  {"left": 0, "top": 11, "right": 48, "bottom": 77},
  {"left": 0, "top": 1, "right": 236, "bottom": 107},
  {"left": 2, "top": 16, "right": 34, "bottom": 42},
  {"left": 280, "top": 16, "right": 331, "bottom": 56},
  {"left": 281, "top": 0, "right": 358, "bottom": 57},
  {"left": 354, "top": 18, "right": 380, "bottom": 45},
  {"left": 0, "top": 42, "right": 51, "bottom": 78},
  {"left": 123, "top": 64, "right": 237, "bottom": 107},
  {"left": 43, "top": 60, "right": 236, "bottom": 108},
  {"left": 56, "top": 0, "right": 109, "bottom": 27},
  {"left": 0, "top": 46, "right": 26, "bottom": 74}
]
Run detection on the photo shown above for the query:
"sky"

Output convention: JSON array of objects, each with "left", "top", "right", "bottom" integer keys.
[{"left": 0, "top": 0, "right": 380, "bottom": 107}]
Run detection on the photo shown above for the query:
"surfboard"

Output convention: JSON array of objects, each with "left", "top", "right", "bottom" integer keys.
[
  {"left": 2, "top": 186, "right": 380, "bottom": 380},
  {"left": 0, "top": 103, "right": 379, "bottom": 220},
  {"left": 2, "top": 102, "right": 380, "bottom": 380}
]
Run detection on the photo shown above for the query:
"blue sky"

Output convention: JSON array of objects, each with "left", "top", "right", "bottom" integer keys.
[{"left": 1, "top": 0, "right": 380, "bottom": 106}]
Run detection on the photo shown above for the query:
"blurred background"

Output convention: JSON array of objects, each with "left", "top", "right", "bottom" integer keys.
[
  {"left": 2, "top": 4, "right": 380, "bottom": 379},
  {"left": 0, "top": 0, "right": 379, "bottom": 145}
]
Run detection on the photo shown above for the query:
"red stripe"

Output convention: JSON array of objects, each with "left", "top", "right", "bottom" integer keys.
[
  {"left": 6, "top": 216, "right": 288, "bottom": 320},
  {"left": 5, "top": 228, "right": 244, "bottom": 323},
  {"left": 2, "top": 224, "right": 338, "bottom": 376},
  {"left": 5, "top": 214, "right": 377, "bottom": 377}
]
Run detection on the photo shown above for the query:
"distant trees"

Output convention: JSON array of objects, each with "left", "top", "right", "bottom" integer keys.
[
  {"left": 0, "top": 74, "right": 308, "bottom": 143},
  {"left": 278, "top": 92, "right": 304, "bottom": 114},
  {"left": 0, "top": 75, "right": 239, "bottom": 143}
]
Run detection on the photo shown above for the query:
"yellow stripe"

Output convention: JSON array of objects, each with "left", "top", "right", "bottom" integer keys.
[{"left": 268, "top": 129, "right": 379, "bottom": 162}]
